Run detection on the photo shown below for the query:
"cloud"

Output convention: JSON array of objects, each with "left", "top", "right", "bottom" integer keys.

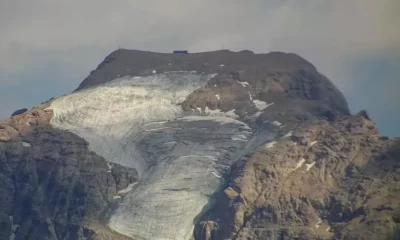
[{"left": 1, "top": 0, "right": 398, "bottom": 81}]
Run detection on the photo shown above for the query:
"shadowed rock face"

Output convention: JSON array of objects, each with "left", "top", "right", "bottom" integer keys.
[{"left": 0, "top": 49, "right": 398, "bottom": 240}]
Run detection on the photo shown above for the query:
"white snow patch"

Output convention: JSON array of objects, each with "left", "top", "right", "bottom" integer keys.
[
  {"left": 283, "top": 131, "right": 293, "bottom": 138},
  {"left": 118, "top": 183, "right": 137, "bottom": 195},
  {"left": 152, "top": 70, "right": 156, "bottom": 74},
  {"left": 225, "top": 109, "right": 237, "bottom": 118},
  {"left": 253, "top": 112, "right": 262, "bottom": 118},
  {"left": 113, "top": 196, "right": 122, "bottom": 200},
  {"left": 232, "top": 135, "right": 248, "bottom": 142},
  {"left": 265, "top": 141, "right": 277, "bottom": 149},
  {"left": 315, "top": 218, "right": 323, "bottom": 229},
  {"left": 9, "top": 216, "right": 19, "bottom": 240},
  {"left": 211, "top": 171, "right": 222, "bottom": 178},
  {"left": 271, "top": 121, "right": 282, "bottom": 127},
  {"left": 253, "top": 100, "right": 273, "bottom": 111},
  {"left": 144, "top": 127, "right": 171, "bottom": 132},
  {"left": 22, "top": 142, "right": 31, "bottom": 148},
  {"left": 305, "top": 162, "right": 315, "bottom": 171},
  {"left": 107, "top": 162, "right": 113, "bottom": 173},
  {"left": 248, "top": 91, "right": 253, "bottom": 100},
  {"left": 165, "top": 71, "right": 197, "bottom": 74},
  {"left": 203, "top": 107, "right": 239, "bottom": 119},
  {"left": 310, "top": 141, "right": 318, "bottom": 147},
  {"left": 236, "top": 80, "right": 249, "bottom": 87},
  {"left": 219, "top": 64, "right": 224, "bottom": 67},
  {"left": 179, "top": 116, "right": 250, "bottom": 130},
  {"left": 326, "top": 227, "right": 331, "bottom": 232},
  {"left": 215, "top": 94, "right": 220, "bottom": 100},
  {"left": 293, "top": 158, "right": 306, "bottom": 171}
]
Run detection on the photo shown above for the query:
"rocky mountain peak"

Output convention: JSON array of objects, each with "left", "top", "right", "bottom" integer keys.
[{"left": 0, "top": 49, "right": 398, "bottom": 240}]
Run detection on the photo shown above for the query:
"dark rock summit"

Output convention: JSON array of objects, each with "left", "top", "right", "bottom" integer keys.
[
  {"left": 78, "top": 49, "right": 349, "bottom": 124},
  {"left": 0, "top": 49, "right": 398, "bottom": 240},
  {"left": 11, "top": 108, "right": 27, "bottom": 117}
]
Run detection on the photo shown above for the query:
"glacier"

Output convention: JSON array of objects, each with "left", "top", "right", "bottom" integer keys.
[{"left": 48, "top": 72, "right": 277, "bottom": 240}]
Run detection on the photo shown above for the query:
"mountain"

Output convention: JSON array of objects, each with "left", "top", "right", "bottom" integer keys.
[{"left": 0, "top": 49, "right": 398, "bottom": 240}]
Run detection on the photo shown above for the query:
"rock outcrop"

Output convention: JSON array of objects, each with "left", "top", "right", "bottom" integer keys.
[
  {"left": 0, "top": 106, "right": 137, "bottom": 240},
  {"left": 0, "top": 49, "right": 398, "bottom": 240},
  {"left": 194, "top": 113, "right": 400, "bottom": 240}
]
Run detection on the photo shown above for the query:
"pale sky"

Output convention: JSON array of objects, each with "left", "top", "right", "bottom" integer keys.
[{"left": 0, "top": 0, "right": 399, "bottom": 136}]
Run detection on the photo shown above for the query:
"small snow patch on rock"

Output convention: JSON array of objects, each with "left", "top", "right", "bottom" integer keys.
[
  {"left": 118, "top": 183, "right": 137, "bottom": 195},
  {"left": 271, "top": 121, "right": 282, "bottom": 127},
  {"left": 204, "top": 107, "right": 239, "bottom": 119},
  {"left": 232, "top": 135, "right": 247, "bottom": 142},
  {"left": 9, "top": 215, "right": 19, "bottom": 240},
  {"left": 211, "top": 171, "right": 222, "bottom": 178},
  {"left": 265, "top": 141, "right": 277, "bottom": 149},
  {"left": 305, "top": 162, "right": 315, "bottom": 171},
  {"left": 283, "top": 131, "right": 293, "bottom": 138},
  {"left": 309, "top": 141, "right": 318, "bottom": 147},
  {"left": 315, "top": 218, "right": 323, "bottom": 229},
  {"left": 107, "top": 162, "right": 113, "bottom": 173},
  {"left": 215, "top": 94, "right": 220, "bottom": 100},
  {"left": 236, "top": 80, "right": 249, "bottom": 87},
  {"left": 253, "top": 112, "right": 262, "bottom": 118},
  {"left": 22, "top": 142, "right": 31, "bottom": 148},
  {"left": 326, "top": 227, "right": 331, "bottom": 232},
  {"left": 293, "top": 158, "right": 305, "bottom": 171},
  {"left": 253, "top": 100, "right": 273, "bottom": 110}
]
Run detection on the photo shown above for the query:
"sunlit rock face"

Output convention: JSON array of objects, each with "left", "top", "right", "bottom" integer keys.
[{"left": 49, "top": 72, "right": 277, "bottom": 240}]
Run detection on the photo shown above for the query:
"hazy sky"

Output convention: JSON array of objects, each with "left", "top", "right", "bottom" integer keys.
[{"left": 1, "top": 0, "right": 399, "bottom": 136}]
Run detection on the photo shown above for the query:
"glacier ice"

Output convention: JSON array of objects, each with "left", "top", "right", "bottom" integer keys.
[
  {"left": 48, "top": 72, "right": 277, "bottom": 240},
  {"left": 50, "top": 72, "right": 214, "bottom": 175}
]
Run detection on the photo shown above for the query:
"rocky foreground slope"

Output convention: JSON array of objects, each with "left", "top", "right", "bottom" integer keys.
[{"left": 0, "top": 49, "right": 399, "bottom": 240}]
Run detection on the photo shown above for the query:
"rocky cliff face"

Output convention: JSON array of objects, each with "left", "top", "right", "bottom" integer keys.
[
  {"left": 0, "top": 106, "right": 137, "bottom": 240},
  {"left": 0, "top": 49, "right": 398, "bottom": 240},
  {"left": 194, "top": 112, "right": 400, "bottom": 240}
]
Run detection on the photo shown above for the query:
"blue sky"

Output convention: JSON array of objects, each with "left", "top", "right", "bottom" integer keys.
[{"left": 0, "top": 0, "right": 399, "bottom": 136}]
